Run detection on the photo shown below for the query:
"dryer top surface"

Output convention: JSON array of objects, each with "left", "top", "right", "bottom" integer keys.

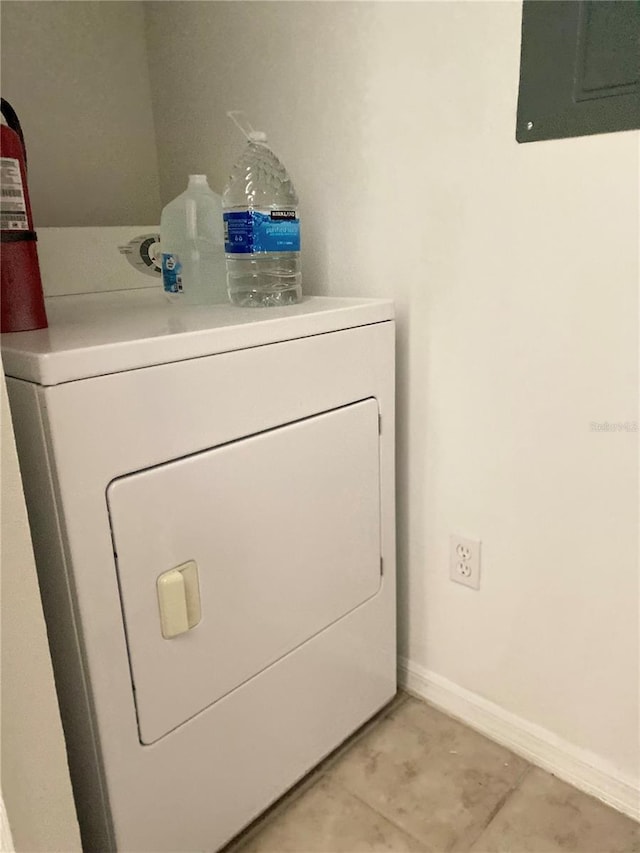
[{"left": 1, "top": 290, "right": 394, "bottom": 386}]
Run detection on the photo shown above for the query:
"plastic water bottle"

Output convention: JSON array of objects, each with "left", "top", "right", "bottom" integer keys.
[
  {"left": 222, "top": 112, "right": 301, "bottom": 307},
  {"left": 161, "top": 175, "right": 227, "bottom": 305}
]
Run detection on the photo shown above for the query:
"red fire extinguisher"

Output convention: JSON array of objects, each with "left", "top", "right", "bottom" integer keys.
[{"left": 1, "top": 98, "right": 47, "bottom": 333}]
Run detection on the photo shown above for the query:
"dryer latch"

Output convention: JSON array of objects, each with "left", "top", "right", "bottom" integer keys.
[{"left": 157, "top": 561, "right": 201, "bottom": 639}]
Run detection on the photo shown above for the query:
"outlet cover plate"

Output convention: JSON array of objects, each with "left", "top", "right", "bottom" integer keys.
[{"left": 450, "top": 535, "right": 481, "bottom": 589}]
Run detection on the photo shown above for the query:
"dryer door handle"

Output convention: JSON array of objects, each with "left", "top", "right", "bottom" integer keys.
[{"left": 157, "top": 561, "right": 201, "bottom": 639}]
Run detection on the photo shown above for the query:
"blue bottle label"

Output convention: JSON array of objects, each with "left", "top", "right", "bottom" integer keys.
[
  {"left": 162, "top": 253, "right": 183, "bottom": 293},
  {"left": 223, "top": 210, "right": 300, "bottom": 254}
]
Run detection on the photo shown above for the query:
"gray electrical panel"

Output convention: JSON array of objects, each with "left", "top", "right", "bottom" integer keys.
[{"left": 516, "top": 0, "right": 639, "bottom": 143}]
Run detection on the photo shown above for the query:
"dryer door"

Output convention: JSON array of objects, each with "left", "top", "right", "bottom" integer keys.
[{"left": 107, "top": 399, "right": 382, "bottom": 744}]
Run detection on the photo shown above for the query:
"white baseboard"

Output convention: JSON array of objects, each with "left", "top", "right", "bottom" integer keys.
[{"left": 398, "top": 657, "right": 640, "bottom": 822}]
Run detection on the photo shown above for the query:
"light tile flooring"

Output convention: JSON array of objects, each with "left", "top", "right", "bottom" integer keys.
[{"left": 226, "top": 693, "right": 640, "bottom": 853}]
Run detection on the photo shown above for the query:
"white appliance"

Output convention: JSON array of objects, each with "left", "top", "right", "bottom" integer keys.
[{"left": 2, "top": 237, "right": 396, "bottom": 852}]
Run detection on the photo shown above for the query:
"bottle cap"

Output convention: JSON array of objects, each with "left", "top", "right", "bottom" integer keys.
[
  {"left": 248, "top": 131, "right": 267, "bottom": 142},
  {"left": 188, "top": 174, "right": 208, "bottom": 183}
]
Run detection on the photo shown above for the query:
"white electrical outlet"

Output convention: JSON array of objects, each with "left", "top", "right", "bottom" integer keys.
[{"left": 450, "top": 535, "right": 481, "bottom": 589}]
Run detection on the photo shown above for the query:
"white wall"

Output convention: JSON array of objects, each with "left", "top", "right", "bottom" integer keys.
[
  {"left": 145, "top": 0, "right": 639, "bottom": 797},
  {"left": 0, "top": 1, "right": 161, "bottom": 226},
  {"left": 1, "top": 373, "right": 81, "bottom": 852}
]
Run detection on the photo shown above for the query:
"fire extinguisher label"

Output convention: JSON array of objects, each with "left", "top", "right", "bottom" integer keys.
[{"left": 0, "top": 157, "right": 28, "bottom": 231}]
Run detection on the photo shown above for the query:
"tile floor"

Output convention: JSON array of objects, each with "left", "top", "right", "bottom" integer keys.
[{"left": 225, "top": 692, "right": 640, "bottom": 853}]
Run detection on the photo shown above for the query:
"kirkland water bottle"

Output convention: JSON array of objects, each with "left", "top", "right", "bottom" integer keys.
[
  {"left": 161, "top": 175, "right": 227, "bottom": 305},
  {"left": 222, "top": 112, "right": 301, "bottom": 307}
]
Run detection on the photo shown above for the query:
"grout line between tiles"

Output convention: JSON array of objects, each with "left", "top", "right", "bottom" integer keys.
[
  {"left": 329, "top": 695, "right": 537, "bottom": 853},
  {"left": 332, "top": 782, "right": 431, "bottom": 851},
  {"left": 462, "top": 762, "right": 534, "bottom": 852}
]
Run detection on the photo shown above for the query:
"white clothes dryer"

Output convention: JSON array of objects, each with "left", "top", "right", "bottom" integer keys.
[{"left": 2, "top": 287, "right": 396, "bottom": 852}]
